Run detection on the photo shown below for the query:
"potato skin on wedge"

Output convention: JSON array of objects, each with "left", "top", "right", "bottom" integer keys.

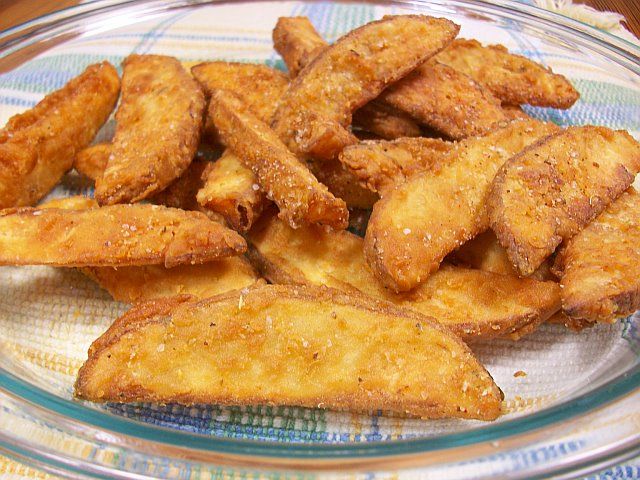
[
  {"left": 489, "top": 126, "right": 640, "bottom": 277},
  {"left": 248, "top": 213, "right": 560, "bottom": 340},
  {"left": 75, "top": 284, "right": 503, "bottom": 420}
]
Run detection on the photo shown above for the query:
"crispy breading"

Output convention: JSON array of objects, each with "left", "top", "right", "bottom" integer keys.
[
  {"left": 75, "top": 284, "right": 502, "bottom": 420},
  {"left": 95, "top": 55, "right": 205, "bottom": 205},
  {"left": 150, "top": 159, "right": 209, "bottom": 212},
  {"left": 435, "top": 39, "right": 579, "bottom": 108},
  {"left": 74, "top": 143, "right": 111, "bottom": 181},
  {"left": 273, "top": 16, "right": 421, "bottom": 140},
  {"left": 248, "top": 213, "right": 560, "bottom": 339},
  {"left": 210, "top": 90, "right": 348, "bottom": 229},
  {"left": 271, "top": 15, "right": 459, "bottom": 160},
  {"left": 0, "top": 62, "right": 120, "bottom": 208},
  {"left": 489, "top": 126, "right": 640, "bottom": 276},
  {"left": 0, "top": 204, "right": 246, "bottom": 268},
  {"left": 339, "top": 137, "right": 454, "bottom": 194},
  {"left": 365, "top": 119, "right": 559, "bottom": 292},
  {"left": 191, "top": 61, "right": 289, "bottom": 144},
  {"left": 553, "top": 188, "right": 640, "bottom": 324},
  {"left": 380, "top": 61, "right": 508, "bottom": 140},
  {"left": 502, "top": 104, "right": 531, "bottom": 120}
]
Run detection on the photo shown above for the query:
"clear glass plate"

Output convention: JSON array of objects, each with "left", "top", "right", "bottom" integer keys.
[{"left": 0, "top": 1, "right": 639, "bottom": 478}]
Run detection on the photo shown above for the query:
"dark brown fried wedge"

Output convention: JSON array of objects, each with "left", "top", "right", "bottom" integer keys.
[
  {"left": 436, "top": 39, "right": 579, "bottom": 108},
  {"left": 273, "top": 16, "right": 421, "bottom": 140},
  {"left": 248, "top": 213, "right": 560, "bottom": 340},
  {"left": 0, "top": 62, "right": 120, "bottom": 208},
  {"left": 365, "top": 119, "right": 559, "bottom": 292},
  {"left": 554, "top": 188, "right": 640, "bottom": 325},
  {"left": 95, "top": 55, "right": 205, "bottom": 205},
  {"left": 380, "top": 61, "right": 508, "bottom": 140},
  {"left": 489, "top": 126, "right": 640, "bottom": 276},
  {"left": 0, "top": 204, "right": 246, "bottom": 268},
  {"left": 75, "top": 284, "right": 503, "bottom": 420},
  {"left": 271, "top": 15, "right": 460, "bottom": 160},
  {"left": 339, "top": 137, "right": 454, "bottom": 194},
  {"left": 210, "top": 90, "right": 348, "bottom": 229}
]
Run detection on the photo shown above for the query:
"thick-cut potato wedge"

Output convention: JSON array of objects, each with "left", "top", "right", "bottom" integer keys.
[
  {"left": 95, "top": 55, "right": 205, "bottom": 205},
  {"left": 210, "top": 90, "right": 348, "bottom": 229},
  {"left": 436, "top": 39, "right": 579, "bottom": 108},
  {"left": 365, "top": 119, "right": 559, "bottom": 292},
  {"left": 248, "top": 213, "right": 560, "bottom": 339},
  {"left": 380, "top": 61, "right": 508, "bottom": 140},
  {"left": 553, "top": 188, "right": 640, "bottom": 324},
  {"left": 0, "top": 204, "right": 245, "bottom": 268},
  {"left": 273, "top": 16, "right": 421, "bottom": 140},
  {"left": 339, "top": 137, "right": 453, "bottom": 194},
  {"left": 489, "top": 126, "right": 640, "bottom": 276},
  {"left": 305, "top": 158, "right": 378, "bottom": 209},
  {"left": 74, "top": 143, "right": 111, "bottom": 181},
  {"left": 0, "top": 62, "right": 120, "bottom": 208},
  {"left": 75, "top": 284, "right": 503, "bottom": 420},
  {"left": 271, "top": 15, "right": 459, "bottom": 160}
]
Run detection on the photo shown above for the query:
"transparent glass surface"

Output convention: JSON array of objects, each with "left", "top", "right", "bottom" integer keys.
[{"left": 0, "top": 1, "right": 639, "bottom": 478}]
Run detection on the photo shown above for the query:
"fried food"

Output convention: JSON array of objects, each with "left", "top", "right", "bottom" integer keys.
[
  {"left": 553, "top": 188, "right": 640, "bottom": 324},
  {"left": 150, "top": 159, "right": 209, "bottom": 212},
  {"left": 365, "top": 119, "right": 559, "bottom": 292},
  {"left": 271, "top": 15, "right": 459, "bottom": 160},
  {"left": 380, "top": 61, "right": 508, "bottom": 140},
  {"left": 75, "top": 284, "right": 502, "bottom": 420},
  {"left": 37, "top": 195, "right": 98, "bottom": 211},
  {"left": 95, "top": 55, "right": 205, "bottom": 205},
  {"left": 273, "top": 16, "right": 421, "bottom": 140},
  {"left": 339, "top": 137, "right": 453, "bottom": 194},
  {"left": 191, "top": 61, "right": 289, "bottom": 144},
  {"left": 248, "top": 213, "right": 560, "bottom": 339},
  {"left": 489, "top": 126, "right": 640, "bottom": 276},
  {"left": 0, "top": 204, "right": 246, "bottom": 268},
  {"left": 74, "top": 143, "right": 111, "bottom": 181},
  {"left": 0, "top": 62, "right": 120, "bottom": 208},
  {"left": 435, "top": 39, "right": 579, "bottom": 108},
  {"left": 210, "top": 90, "right": 348, "bottom": 229}
]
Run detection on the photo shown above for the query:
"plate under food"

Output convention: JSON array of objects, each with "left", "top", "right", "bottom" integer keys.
[{"left": 0, "top": 0, "right": 639, "bottom": 478}]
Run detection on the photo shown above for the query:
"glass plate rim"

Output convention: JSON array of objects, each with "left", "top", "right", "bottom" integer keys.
[{"left": 0, "top": 0, "right": 639, "bottom": 467}]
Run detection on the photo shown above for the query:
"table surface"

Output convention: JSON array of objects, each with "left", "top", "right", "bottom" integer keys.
[{"left": 1, "top": 0, "right": 640, "bottom": 38}]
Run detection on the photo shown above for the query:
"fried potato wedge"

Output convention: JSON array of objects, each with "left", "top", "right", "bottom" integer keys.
[
  {"left": 38, "top": 195, "right": 98, "bottom": 211},
  {"left": 273, "top": 16, "right": 421, "bottom": 140},
  {"left": 210, "top": 90, "right": 348, "bottom": 229},
  {"left": 75, "top": 284, "right": 502, "bottom": 420},
  {"left": 95, "top": 55, "right": 205, "bottom": 205},
  {"left": 248, "top": 213, "right": 560, "bottom": 339},
  {"left": 74, "top": 143, "right": 111, "bottom": 181},
  {"left": 365, "top": 119, "right": 559, "bottom": 292},
  {"left": 380, "top": 61, "right": 507, "bottom": 140},
  {"left": 436, "top": 39, "right": 579, "bottom": 108},
  {"left": 0, "top": 62, "right": 119, "bottom": 208},
  {"left": 150, "top": 159, "right": 209, "bottom": 213},
  {"left": 0, "top": 204, "right": 245, "bottom": 268},
  {"left": 554, "top": 188, "right": 640, "bottom": 324},
  {"left": 489, "top": 126, "right": 640, "bottom": 276},
  {"left": 271, "top": 15, "right": 459, "bottom": 160},
  {"left": 339, "top": 137, "right": 453, "bottom": 194}
]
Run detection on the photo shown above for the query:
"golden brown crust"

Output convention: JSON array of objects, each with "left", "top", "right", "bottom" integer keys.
[
  {"left": 37, "top": 195, "right": 98, "bottom": 211},
  {"left": 489, "top": 126, "right": 640, "bottom": 276},
  {"left": 210, "top": 90, "right": 348, "bottom": 229},
  {"left": 0, "top": 62, "right": 120, "bottom": 208},
  {"left": 554, "top": 188, "right": 640, "bottom": 324},
  {"left": 435, "top": 39, "right": 579, "bottom": 108},
  {"left": 273, "top": 17, "right": 421, "bottom": 140},
  {"left": 74, "top": 143, "right": 111, "bottom": 181},
  {"left": 247, "top": 213, "right": 560, "bottom": 340},
  {"left": 339, "top": 137, "right": 454, "bottom": 194},
  {"left": 75, "top": 284, "right": 502, "bottom": 420},
  {"left": 150, "top": 159, "right": 209, "bottom": 212},
  {"left": 95, "top": 55, "right": 205, "bottom": 205},
  {"left": 364, "top": 119, "right": 559, "bottom": 292},
  {"left": 380, "top": 61, "right": 508, "bottom": 140},
  {"left": 271, "top": 15, "right": 459, "bottom": 160},
  {"left": 0, "top": 204, "right": 246, "bottom": 268}
]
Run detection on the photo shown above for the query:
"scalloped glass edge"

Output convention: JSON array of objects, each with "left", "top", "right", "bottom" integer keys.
[{"left": 0, "top": 0, "right": 639, "bottom": 473}]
